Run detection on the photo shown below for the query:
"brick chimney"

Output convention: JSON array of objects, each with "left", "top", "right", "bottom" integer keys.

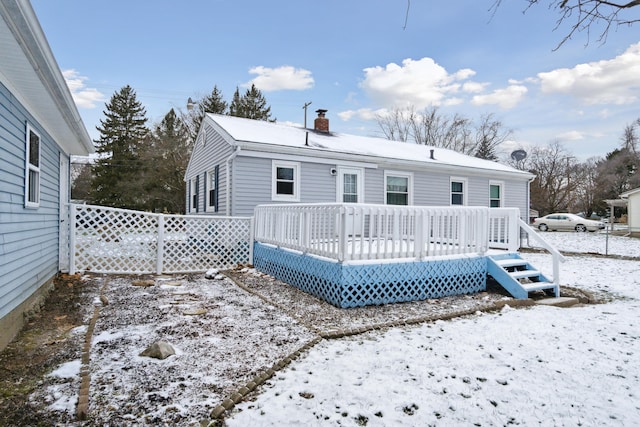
[{"left": 314, "top": 109, "right": 329, "bottom": 133}]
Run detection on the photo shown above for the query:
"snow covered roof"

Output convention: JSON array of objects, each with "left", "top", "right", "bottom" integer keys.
[
  {"left": 620, "top": 187, "right": 640, "bottom": 199},
  {"left": 205, "top": 113, "right": 532, "bottom": 178}
]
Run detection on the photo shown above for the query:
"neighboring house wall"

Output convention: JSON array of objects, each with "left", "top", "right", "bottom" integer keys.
[
  {"left": 0, "top": 81, "right": 65, "bottom": 349},
  {"left": 1, "top": 0, "right": 93, "bottom": 350},
  {"left": 627, "top": 192, "right": 640, "bottom": 234}
]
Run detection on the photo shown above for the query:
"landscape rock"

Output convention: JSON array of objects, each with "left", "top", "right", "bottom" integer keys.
[
  {"left": 132, "top": 280, "right": 155, "bottom": 287},
  {"left": 205, "top": 269, "right": 219, "bottom": 279},
  {"left": 139, "top": 341, "right": 175, "bottom": 360}
]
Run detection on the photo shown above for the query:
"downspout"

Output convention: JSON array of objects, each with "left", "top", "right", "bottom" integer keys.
[{"left": 226, "top": 146, "right": 241, "bottom": 216}]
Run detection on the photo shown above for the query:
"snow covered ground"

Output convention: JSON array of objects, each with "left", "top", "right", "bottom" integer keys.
[
  {"left": 28, "top": 231, "right": 640, "bottom": 426},
  {"left": 226, "top": 231, "right": 640, "bottom": 426}
]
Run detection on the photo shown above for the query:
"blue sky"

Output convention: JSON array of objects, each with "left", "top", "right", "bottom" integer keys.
[{"left": 31, "top": 0, "right": 640, "bottom": 160}]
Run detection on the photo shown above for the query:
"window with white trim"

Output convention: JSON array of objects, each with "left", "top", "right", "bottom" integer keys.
[
  {"left": 272, "top": 161, "right": 300, "bottom": 201},
  {"left": 384, "top": 171, "right": 413, "bottom": 205},
  {"left": 490, "top": 181, "right": 503, "bottom": 208},
  {"left": 25, "top": 124, "right": 41, "bottom": 208},
  {"left": 189, "top": 176, "right": 199, "bottom": 213},
  {"left": 450, "top": 177, "right": 467, "bottom": 206},
  {"left": 206, "top": 166, "right": 219, "bottom": 212}
]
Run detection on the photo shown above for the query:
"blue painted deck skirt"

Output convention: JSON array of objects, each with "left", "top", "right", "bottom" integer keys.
[{"left": 253, "top": 242, "right": 488, "bottom": 308}]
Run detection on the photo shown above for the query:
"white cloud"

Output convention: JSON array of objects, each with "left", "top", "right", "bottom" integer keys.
[
  {"left": 471, "top": 85, "right": 528, "bottom": 109},
  {"left": 538, "top": 42, "right": 640, "bottom": 105},
  {"left": 556, "top": 130, "right": 585, "bottom": 141},
  {"left": 62, "top": 69, "right": 105, "bottom": 108},
  {"left": 247, "top": 66, "right": 314, "bottom": 91},
  {"left": 359, "top": 57, "right": 477, "bottom": 109},
  {"left": 338, "top": 108, "right": 386, "bottom": 122},
  {"left": 462, "top": 81, "right": 488, "bottom": 93}
]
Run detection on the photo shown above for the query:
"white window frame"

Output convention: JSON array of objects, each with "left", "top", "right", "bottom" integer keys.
[
  {"left": 384, "top": 171, "right": 413, "bottom": 205},
  {"left": 450, "top": 177, "right": 468, "bottom": 206},
  {"left": 25, "top": 124, "right": 41, "bottom": 208},
  {"left": 489, "top": 180, "right": 504, "bottom": 208},
  {"left": 272, "top": 160, "right": 300, "bottom": 202},
  {"left": 205, "top": 168, "right": 217, "bottom": 212},
  {"left": 336, "top": 166, "right": 364, "bottom": 203},
  {"left": 189, "top": 177, "right": 198, "bottom": 213}
]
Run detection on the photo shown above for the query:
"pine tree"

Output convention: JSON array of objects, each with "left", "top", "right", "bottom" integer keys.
[
  {"left": 229, "top": 87, "right": 242, "bottom": 117},
  {"left": 142, "top": 109, "right": 191, "bottom": 213},
  {"left": 183, "top": 86, "right": 228, "bottom": 141},
  {"left": 201, "top": 85, "right": 228, "bottom": 115},
  {"left": 89, "top": 85, "right": 149, "bottom": 209},
  {"left": 475, "top": 136, "right": 498, "bottom": 161},
  {"left": 239, "top": 83, "right": 273, "bottom": 121}
]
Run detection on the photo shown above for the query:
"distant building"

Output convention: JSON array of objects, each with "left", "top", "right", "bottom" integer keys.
[{"left": 620, "top": 188, "right": 640, "bottom": 236}]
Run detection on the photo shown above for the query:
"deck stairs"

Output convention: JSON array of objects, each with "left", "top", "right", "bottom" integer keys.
[{"left": 487, "top": 253, "right": 559, "bottom": 299}]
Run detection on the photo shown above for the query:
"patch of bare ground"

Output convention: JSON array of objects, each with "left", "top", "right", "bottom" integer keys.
[{"left": 0, "top": 273, "right": 96, "bottom": 426}]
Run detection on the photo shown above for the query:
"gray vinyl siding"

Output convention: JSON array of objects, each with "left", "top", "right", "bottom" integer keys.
[
  {"left": 300, "top": 162, "right": 335, "bottom": 203},
  {"left": 413, "top": 172, "right": 450, "bottom": 206},
  {"left": 185, "top": 122, "right": 234, "bottom": 215},
  {"left": 1, "top": 81, "right": 62, "bottom": 320},
  {"left": 364, "top": 168, "right": 383, "bottom": 204},
  {"left": 232, "top": 156, "right": 337, "bottom": 217},
  {"left": 503, "top": 178, "right": 529, "bottom": 218},
  {"left": 468, "top": 177, "right": 489, "bottom": 206},
  {"left": 232, "top": 156, "right": 270, "bottom": 216}
]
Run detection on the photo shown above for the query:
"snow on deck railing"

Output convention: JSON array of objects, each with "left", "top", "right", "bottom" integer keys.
[{"left": 253, "top": 203, "right": 515, "bottom": 262}]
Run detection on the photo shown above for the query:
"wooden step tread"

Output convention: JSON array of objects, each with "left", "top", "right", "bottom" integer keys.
[
  {"left": 495, "top": 258, "right": 527, "bottom": 268},
  {"left": 521, "top": 281, "right": 556, "bottom": 292},
  {"left": 510, "top": 269, "right": 541, "bottom": 279}
]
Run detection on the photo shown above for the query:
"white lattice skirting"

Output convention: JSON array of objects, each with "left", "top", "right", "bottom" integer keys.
[{"left": 253, "top": 242, "right": 487, "bottom": 308}]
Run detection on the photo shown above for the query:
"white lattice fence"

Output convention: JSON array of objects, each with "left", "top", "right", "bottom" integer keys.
[{"left": 69, "top": 204, "right": 252, "bottom": 274}]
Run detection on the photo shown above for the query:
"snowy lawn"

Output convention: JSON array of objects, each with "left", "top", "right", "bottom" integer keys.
[
  {"left": 226, "top": 233, "right": 640, "bottom": 426},
  {"left": 28, "top": 232, "right": 640, "bottom": 426}
]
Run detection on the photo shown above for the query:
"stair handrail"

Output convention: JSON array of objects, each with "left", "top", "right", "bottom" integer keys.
[{"left": 518, "top": 218, "right": 566, "bottom": 285}]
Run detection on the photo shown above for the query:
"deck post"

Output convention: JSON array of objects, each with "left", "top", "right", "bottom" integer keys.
[{"left": 338, "top": 205, "right": 347, "bottom": 262}]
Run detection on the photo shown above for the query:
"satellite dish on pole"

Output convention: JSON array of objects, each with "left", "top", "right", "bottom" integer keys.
[{"left": 511, "top": 149, "right": 527, "bottom": 161}]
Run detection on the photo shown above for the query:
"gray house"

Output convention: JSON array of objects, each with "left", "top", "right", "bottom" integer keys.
[
  {"left": 0, "top": 1, "right": 94, "bottom": 350},
  {"left": 185, "top": 111, "right": 533, "bottom": 217}
]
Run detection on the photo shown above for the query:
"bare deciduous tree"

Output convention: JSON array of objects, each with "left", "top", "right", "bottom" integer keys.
[
  {"left": 491, "top": 0, "right": 640, "bottom": 49},
  {"left": 526, "top": 141, "right": 578, "bottom": 215},
  {"left": 376, "top": 106, "right": 509, "bottom": 158}
]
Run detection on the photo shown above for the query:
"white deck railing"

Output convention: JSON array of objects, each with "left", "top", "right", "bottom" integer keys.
[{"left": 253, "top": 203, "right": 522, "bottom": 262}]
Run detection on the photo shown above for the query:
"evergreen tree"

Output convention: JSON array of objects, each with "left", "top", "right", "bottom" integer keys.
[
  {"left": 142, "top": 109, "right": 191, "bottom": 213},
  {"left": 229, "top": 87, "right": 242, "bottom": 117},
  {"left": 89, "top": 85, "right": 149, "bottom": 209},
  {"left": 201, "top": 85, "right": 228, "bottom": 115},
  {"left": 239, "top": 83, "right": 274, "bottom": 121},
  {"left": 475, "top": 136, "right": 498, "bottom": 161},
  {"left": 71, "top": 163, "right": 92, "bottom": 201},
  {"left": 183, "top": 86, "right": 228, "bottom": 140}
]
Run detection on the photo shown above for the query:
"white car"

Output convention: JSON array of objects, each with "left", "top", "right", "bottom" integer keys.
[{"left": 533, "top": 213, "right": 605, "bottom": 232}]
